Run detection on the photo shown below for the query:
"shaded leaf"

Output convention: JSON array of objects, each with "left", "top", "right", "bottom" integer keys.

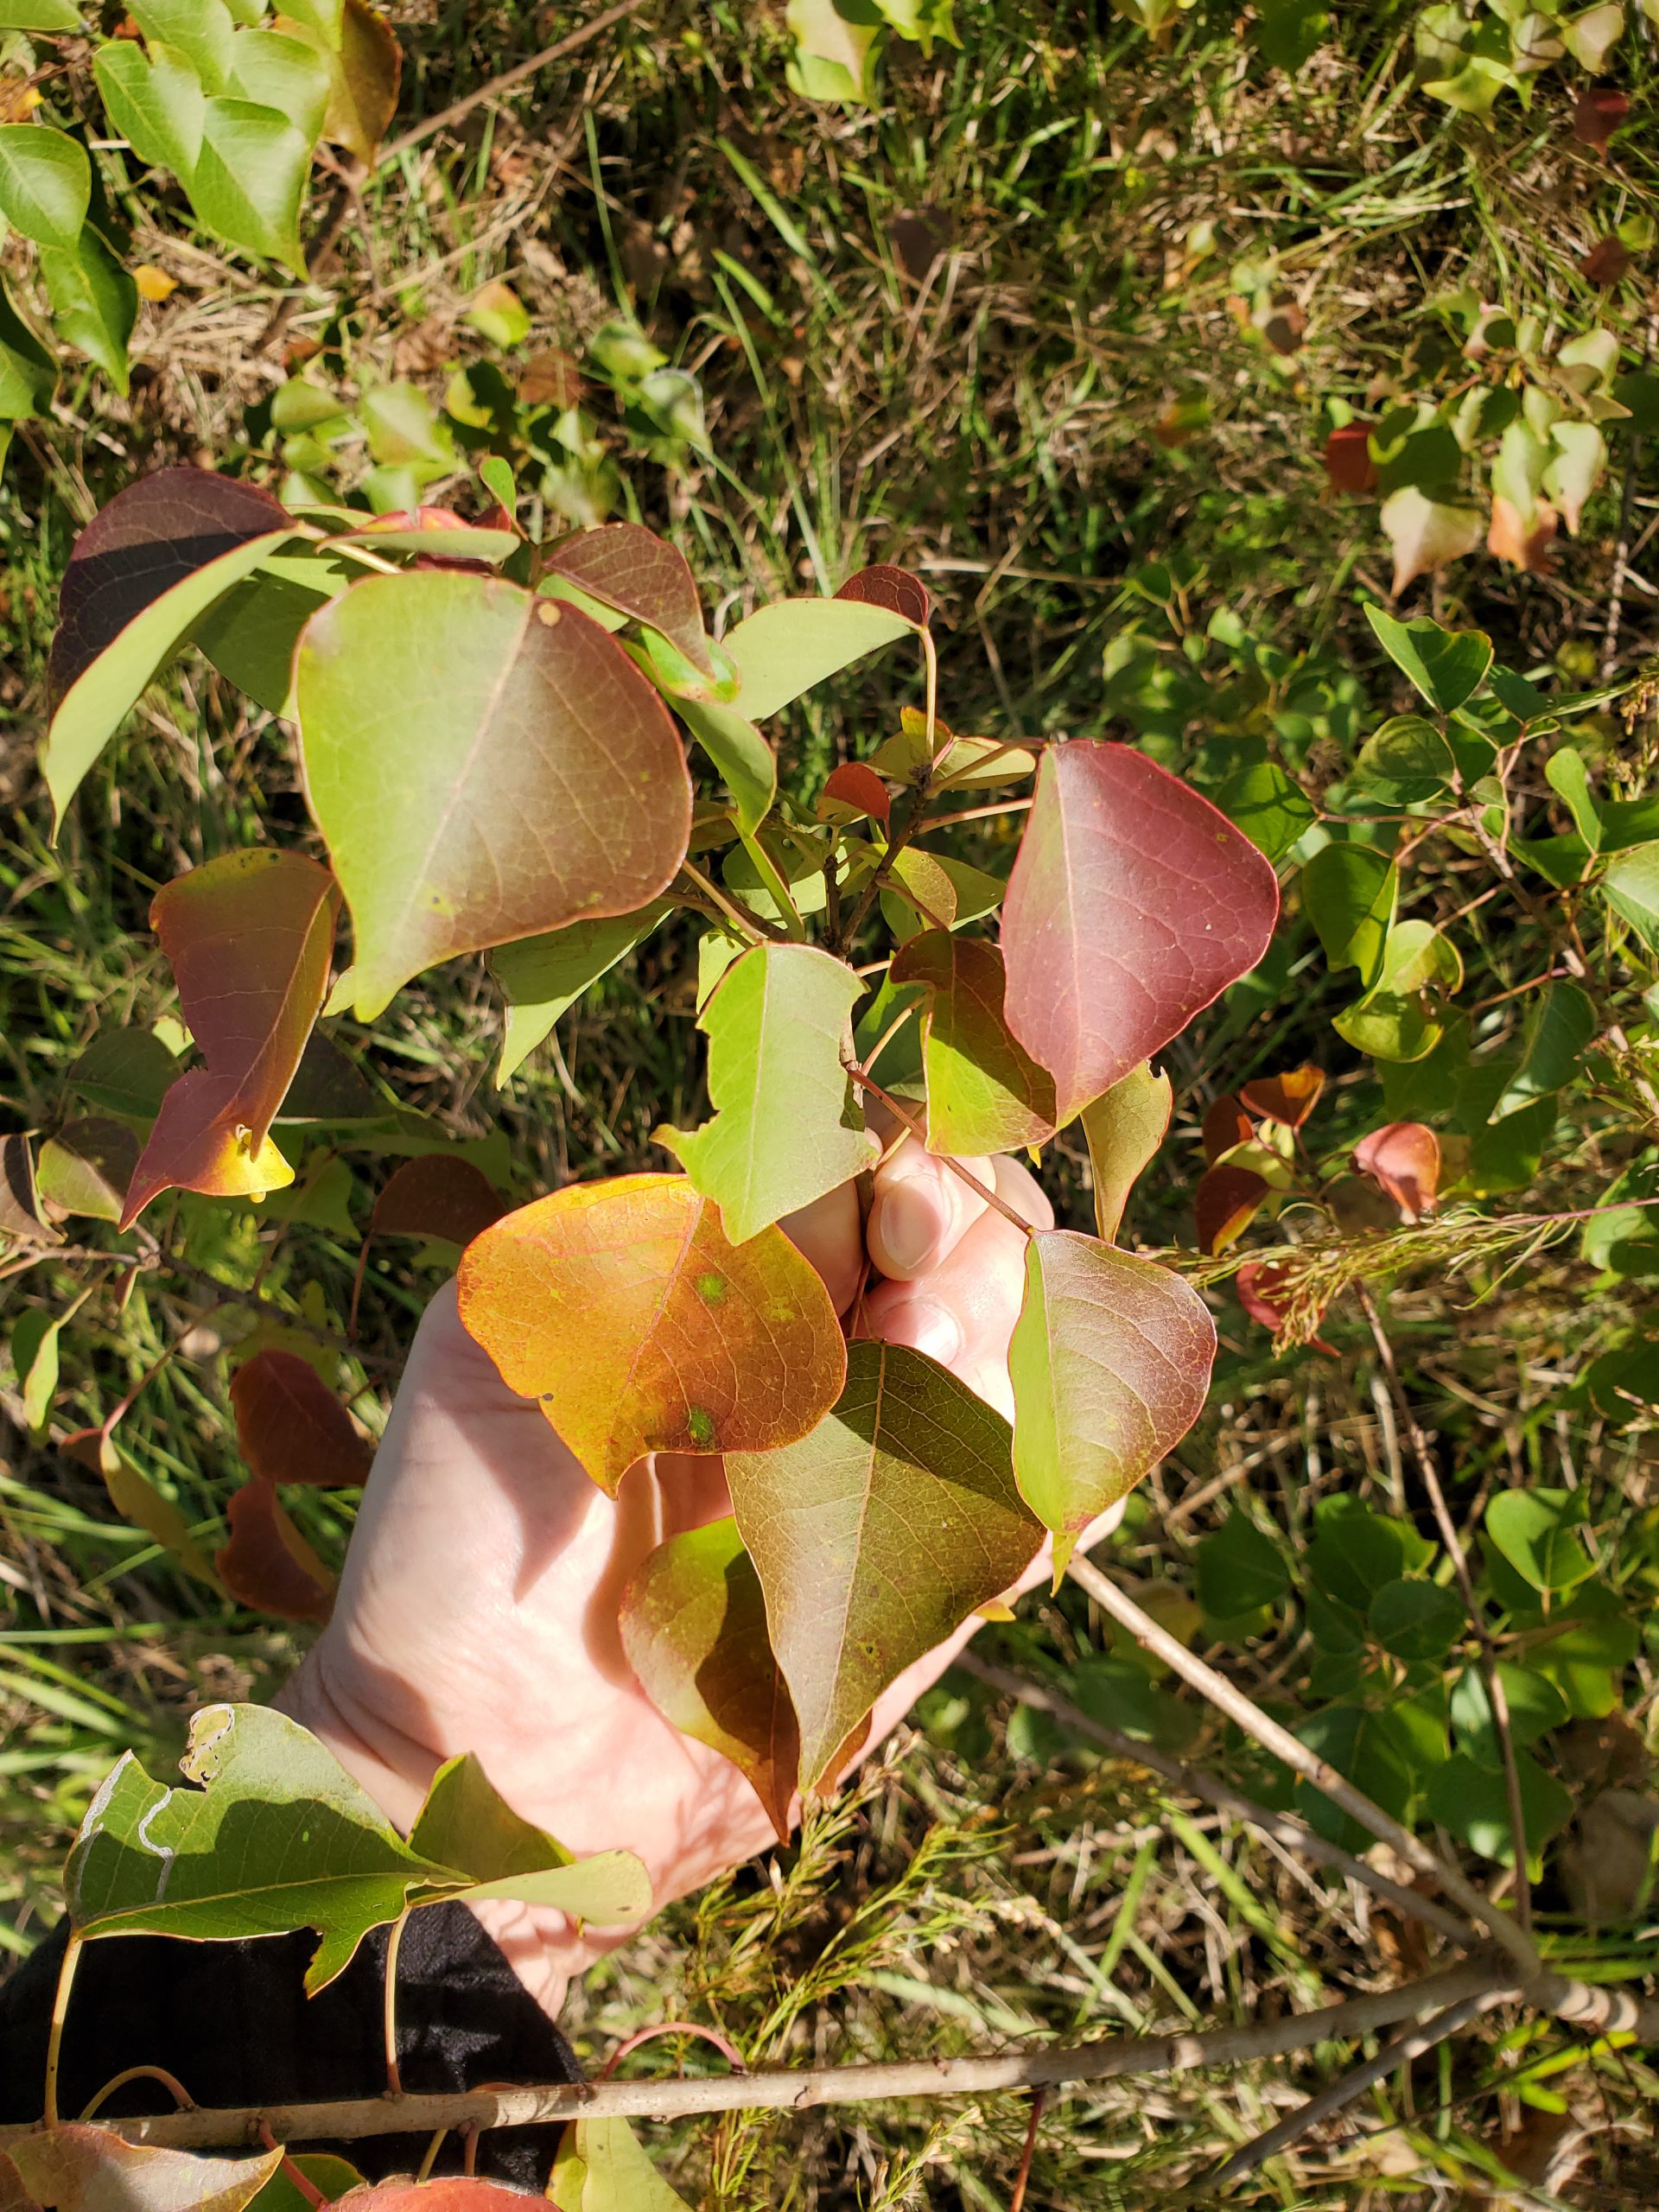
[
  {"left": 1379, "top": 486, "right": 1484, "bottom": 596},
  {"left": 1301, "top": 842, "right": 1396, "bottom": 988},
  {"left": 1485, "top": 1488, "right": 1594, "bottom": 1593},
  {"left": 1602, "top": 840, "right": 1659, "bottom": 949},
  {"left": 728, "top": 1340, "right": 1040, "bottom": 1791},
  {"left": 1079, "top": 1061, "right": 1172, "bottom": 1243},
  {"left": 35, "top": 1116, "right": 139, "bottom": 1223},
  {"left": 1487, "top": 493, "right": 1557, "bottom": 574},
  {"left": 296, "top": 573, "right": 692, "bottom": 1020},
  {"left": 817, "top": 761, "right": 892, "bottom": 826},
  {"left": 544, "top": 524, "right": 712, "bottom": 675},
  {"left": 1323, "top": 421, "right": 1376, "bottom": 493},
  {"left": 1427, "top": 1750, "right": 1573, "bottom": 1873},
  {"left": 0, "top": 1131, "right": 60, "bottom": 1246},
  {"left": 0, "top": 276, "right": 56, "bottom": 422},
  {"left": 408, "top": 1753, "right": 651, "bottom": 1923},
  {"left": 216, "top": 1474, "right": 336, "bottom": 1624},
  {"left": 371, "top": 1155, "right": 506, "bottom": 1246},
  {"left": 130, "top": 0, "right": 234, "bottom": 88},
  {"left": 67, "top": 1027, "right": 177, "bottom": 1119},
  {"left": 1196, "top": 1163, "right": 1270, "bottom": 1255},
  {"left": 65, "top": 1702, "right": 440, "bottom": 1990},
  {"left": 232, "top": 1347, "right": 372, "bottom": 1488},
  {"left": 885, "top": 846, "right": 1004, "bottom": 931},
  {"left": 1370, "top": 1578, "right": 1464, "bottom": 1662},
  {"left": 1573, "top": 82, "right": 1630, "bottom": 149},
  {"left": 1007, "top": 1230, "right": 1216, "bottom": 1574},
  {"left": 1197, "top": 1513, "right": 1288, "bottom": 1619},
  {"left": 7, "top": 2128, "right": 281, "bottom": 2212},
  {"left": 457, "top": 1173, "right": 846, "bottom": 1494},
  {"left": 1202, "top": 1094, "right": 1254, "bottom": 1164},
  {"left": 44, "top": 468, "right": 296, "bottom": 825},
  {"left": 12, "top": 1309, "right": 58, "bottom": 1435},
  {"left": 1000, "top": 743, "right": 1279, "bottom": 1123},
  {"left": 620, "top": 1517, "right": 798, "bottom": 1843},
  {"left": 39, "top": 227, "right": 137, "bottom": 393},
  {"left": 1239, "top": 1064, "right": 1324, "bottom": 1128},
  {"left": 1353, "top": 1122, "right": 1440, "bottom": 1218},
  {"left": 491, "top": 906, "right": 669, "bottom": 1083},
  {"left": 122, "top": 849, "right": 339, "bottom": 1225},
  {"left": 723, "top": 593, "right": 919, "bottom": 721},
  {"left": 1490, "top": 982, "right": 1597, "bottom": 1121},
  {"left": 62, "top": 1426, "right": 220, "bottom": 1586},
  {"left": 888, "top": 931, "right": 1056, "bottom": 1154},
  {"left": 658, "top": 944, "right": 878, "bottom": 1243}
]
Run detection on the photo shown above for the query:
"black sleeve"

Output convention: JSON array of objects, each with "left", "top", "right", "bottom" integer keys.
[{"left": 0, "top": 1905, "right": 582, "bottom": 2189}]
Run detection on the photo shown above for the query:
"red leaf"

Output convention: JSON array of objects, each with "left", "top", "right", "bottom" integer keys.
[
  {"left": 371, "top": 1156, "right": 506, "bottom": 1246},
  {"left": 1202, "top": 1093, "right": 1253, "bottom": 1164},
  {"left": 817, "top": 761, "right": 893, "bottom": 826},
  {"left": 543, "top": 523, "right": 714, "bottom": 675},
  {"left": 1323, "top": 423, "right": 1376, "bottom": 494},
  {"left": 1354, "top": 1122, "right": 1440, "bottom": 1220},
  {"left": 836, "top": 563, "right": 931, "bottom": 628},
  {"left": 121, "top": 850, "right": 340, "bottom": 1228},
  {"left": 1488, "top": 494, "right": 1558, "bottom": 574},
  {"left": 1236, "top": 1261, "right": 1335, "bottom": 1353},
  {"left": 1001, "top": 744, "right": 1281, "bottom": 1122},
  {"left": 232, "top": 1348, "right": 373, "bottom": 1489},
  {"left": 1580, "top": 234, "right": 1632, "bottom": 285},
  {"left": 1196, "top": 1164, "right": 1268, "bottom": 1255},
  {"left": 1573, "top": 85, "right": 1629, "bottom": 149},
  {"left": 216, "top": 1476, "right": 335, "bottom": 1623},
  {"left": 1239, "top": 1064, "right": 1325, "bottom": 1128}
]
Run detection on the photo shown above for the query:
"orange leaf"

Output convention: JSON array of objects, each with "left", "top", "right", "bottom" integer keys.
[
  {"left": 1354, "top": 1122, "right": 1440, "bottom": 1220},
  {"left": 817, "top": 761, "right": 893, "bottom": 827},
  {"left": 457, "top": 1173, "right": 847, "bottom": 1495},
  {"left": 1323, "top": 423, "right": 1376, "bottom": 494},
  {"left": 232, "top": 1348, "right": 373, "bottom": 1489},
  {"left": 217, "top": 1475, "right": 335, "bottom": 1624},
  {"left": 334, "top": 2184, "right": 537, "bottom": 2212},
  {"left": 371, "top": 1156, "right": 506, "bottom": 1246},
  {"left": 1239, "top": 1064, "right": 1325, "bottom": 1128},
  {"left": 1488, "top": 493, "right": 1557, "bottom": 575},
  {"left": 121, "top": 850, "right": 340, "bottom": 1227},
  {"left": 1202, "top": 1093, "right": 1253, "bottom": 1164},
  {"left": 1196, "top": 1163, "right": 1268, "bottom": 1255}
]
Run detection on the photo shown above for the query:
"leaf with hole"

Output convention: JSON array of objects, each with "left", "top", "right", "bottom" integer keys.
[
  {"left": 1000, "top": 744, "right": 1279, "bottom": 1123},
  {"left": 888, "top": 932, "right": 1056, "bottom": 1154},
  {"left": 728, "top": 1341, "right": 1040, "bottom": 1793},
  {"left": 1078, "top": 1061, "right": 1171, "bottom": 1243},
  {"left": 122, "top": 850, "right": 339, "bottom": 1226},
  {"left": 658, "top": 944, "right": 878, "bottom": 1243},
  {"left": 458, "top": 1173, "right": 846, "bottom": 1494},
  {"left": 491, "top": 905, "right": 670, "bottom": 1083},
  {"left": 297, "top": 573, "right": 692, "bottom": 1020},
  {"left": 1007, "top": 1230, "right": 1216, "bottom": 1577},
  {"left": 620, "top": 1518, "right": 799, "bottom": 1844}
]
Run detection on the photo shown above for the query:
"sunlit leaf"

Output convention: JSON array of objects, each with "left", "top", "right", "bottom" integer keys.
[
  {"left": 549, "top": 2121, "right": 692, "bottom": 2212},
  {"left": 66, "top": 1703, "right": 440, "bottom": 1990},
  {"left": 723, "top": 593, "right": 918, "bottom": 720},
  {"left": 315, "top": 0, "right": 401, "bottom": 162},
  {"left": 6, "top": 2127, "right": 281, "bottom": 2212},
  {"left": 43, "top": 468, "right": 297, "bottom": 825},
  {"left": 297, "top": 574, "right": 692, "bottom": 1020},
  {"left": 1007, "top": 1230, "right": 1216, "bottom": 1575},
  {"left": 232, "top": 1347, "right": 373, "bottom": 1488},
  {"left": 1542, "top": 421, "right": 1605, "bottom": 536},
  {"left": 1602, "top": 840, "right": 1659, "bottom": 950},
  {"left": 12, "top": 1308, "right": 58, "bottom": 1435},
  {"left": 458, "top": 1173, "right": 846, "bottom": 1494},
  {"left": 130, "top": 0, "right": 234, "bottom": 88},
  {"left": 837, "top": 562, "right": 931, "bottom": 626},
  {"left": 1489, "top": 982, "right": 1597, "bottom": 1121},
  {"left": 658, "top": 944, "right": 878, "bottom": 1243},
  {"left": 122, "top": 849, "right": 339, "bottom": 1225},
  {"left": 216, "top": 1474, "right": 336, "bottom": 1624},
  {"left": 1079, "top": 1062, "right": 1172, "bottom": 1243},
  {"left": 39, "top": 226, "right": 137, "bottom": 393},
  {"left": 93, "top": 41, "right": 206, "bottom": 180},
  {"left": 228, "top": 29, "right": 332, "bottom": 144},
  {"left": 620, "top": 1517, "right": 798, "bottom": 1843},
  {"left": 1379, "top": 486, "right": 1484, "bottom": 596},
  {"left": 888, "top": 931, "right": 1055, "bottom": 1154},
  {"left": 1353, "top": 1122, "right": 1440, "bottom": 1218},
  {"left": 675, "top": 697, "right": 777, "bottom": 835},
  {"left": 408, "top": 1752, "right": 651, "bottom": 1923},
  {"left": 1001, "top": 743, "right": 1279, "bottom": 1123},
  {"left": 1214, "top": 760, "right": 1315, "bottom": 864},
  {"left": 818, "top": 761, "right": 892, "bottom": 826},
  {"left": 544, "top": 524, "right": 713, "bottom": 675},
  {"left": 491, "top": 905, "right": 669, "bottom": 1083},
  {"left": 1363, "top": 606, "right": 1492, "bottom": 713},
  {"left": 728, "top": 1340, "right": 1040, "bottom": 1791},
  {"left": 1560, "top": 1, "right": 1624, "bottom": 72},
  {"left": 0, "top": 122, "right": 89, "bottom": 248},
  {"left": 189, "top": 99, "right": 311, "bottom": 275},
  {"left": 1239, "top": 1064, "right": 1324, "bottom": 1127},
  {"left": 62, "top": 1425, "right": 219, "bottom": 1586}
]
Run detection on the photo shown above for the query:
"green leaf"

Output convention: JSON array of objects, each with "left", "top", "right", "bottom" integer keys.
[
  {"left": 1294, "top": 1701, "right": 1421, "bottom": 1850},
  {"left": 296, "top": 572, "right": 692, "bottom": 1020},
  {"left": 723, "top": 594, "right": 918, "bottom": 719},
  {"left": 1352, "top": 716, "right": 1460, "bottom": 805},
  {"left": 66, "top": 1703, "right": 443, "bottom": 1991},
  {"left": 11, "top": 1307, "right": 59, "bottom": 1435},
  {"left": 887, "top": 931, "right": 1056, "bottom": 1155},
  {"left": 35, "top": 1116, "right": 140, "bottom": 1221},
  {"left": 1370, "top": 1577, "right": 1464, "bottom": 1662},
  {"left": 1484, "top": 1489, "right": 1595, "bottom": 1594},
  {"left": 188, "top": 98, "right": 311, "bottom": 274},
  {"left": 1527, "top": 1613, "right": 1639, "bottom": 1719},
  {"left": 93, "top": 39, "right": 207, "bottom": 180},
  {"left": 1301, "top": 842, "right": 1396, "bottom": 988},
  {"left": 1601, "top": 841, "right": 1659, "bottom": 952},
  {"left": 281, "top": 0, "right": 344, "bottom": 45},
  {"left": 1214, "top": 760, "right": 1316, "bottom": 864},
  {"left": 1489, "top": 982, "right": 1597, "bottom": 1121},
  {"left": 0, "top": 0, "right": 85, "bottom": 25},
  {"left": 1449, "top": 1662, "right": 1567, "bottom": 1761},
  {"left": 550, "top": 2120, "right": 693, "bottom": 2212},
  {"left": 658, "top": 944, "right": 878, "bottom": 1243},
  {"left": 620, "top": 1516, "right": 798, "bottom": 1842},
  {"left": 191, "top": 556, "right": 341, "bottom": 713},
  {"left": 1364, "top": 605, "right": 1493, "bottom": 714},
  {"left": 39, "top": 226, "right": 137, "bottom": 392},
  {"left": 1333, "top": 918, "right": 1459, "bottom": 1064},
  {"left": 491, "top": 904, "right": 669, "bottom": 1084},
  {"left": 1196, "top": 1514, "right": 1288, "bottom": 1621},
  {"left": 728, "top": 1340, "right": 1041, "bottom": 1792},
  {"left": 0, "top": 275, "right": 56, "bottom": 421},
  {"left": 1545, "top": 747, "right": 1603, "bottom": 852},
  {"left": 677, "top": 696, "right": 777, "bottom": 835},
  {"left": 407, "top": 1752, "right": 651, "bottom": 1923},
  {"left": 1008, "top": 1230, "right": 1216, "bottom": 1577},
  {"left": 1307, "top": 1503, "right": 1433, "bottom": 1610},
  {"left": 0, "top": 122, "right": 89, "bottom": 249},
  {"left": 130, "top": 0, "right": 236, "bottom": 91},
  {"left": 228, "top": 28, "right": 333, "bottom": 146},
  {"left": 1426, "top": 1750, "right": 1573, "bottom": 1873},
  {"left": 1078, "top": 1060, "right": 1173, "bottom": 1243},
  {"left": 1543, "top": 421, "right": 1605, "bottom": 537}
]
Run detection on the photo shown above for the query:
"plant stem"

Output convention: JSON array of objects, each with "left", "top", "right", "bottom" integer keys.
[
  {"left": 842, "top": 1060, "right": 1033, "bottom": 1237},
  {"left": 1064, "top": 1554, "right": 1538, "bottom": 1977},
  {"left": 1007, "top": 2088, "right": 1045, "bottom": 2212},
  {"left": 43, "top": 1933, "right": 81, "bottom": 2127},
  {"left": 79, "top": 2065, "right": 196, "bottom": 2121},
  {"left": 1357, "top": 1286, "right": 1533, "bottom": 1936},
  {"left": 954, "top": 1652, "right": 1477, "bottom": 1947},
  {"left": 674, "top": 859, "right": 785, "bottom": 945},
  {"left": 384, "top": 1909, "right": 409, "bottom": 2096},
  {"left": 596, "top": 2022, "right": 747, "bottom": 2082}
]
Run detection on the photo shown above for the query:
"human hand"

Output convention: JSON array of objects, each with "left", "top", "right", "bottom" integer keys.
[{"left": 279, "top": 1136, "right": 1115, "bottom": 2013}]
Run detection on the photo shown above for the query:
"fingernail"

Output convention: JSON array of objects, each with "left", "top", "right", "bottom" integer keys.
[
  {"left": 905, "top": 1300, "right": 963, "bottom": 1367},
  {"left": 878, "top": 1186, "right": 943, "bottom": 1274}
]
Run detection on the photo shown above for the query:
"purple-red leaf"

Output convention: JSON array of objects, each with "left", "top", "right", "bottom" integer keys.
[
  {"left": 1202, "top": 1093, "right": 1254, "bottom": 1164},
  {"left": 543, "top": 523, "right": 714, "bottom": 675},
  {"left": 836, "top": 563, "right": 931, "bottom": 628},
  {"left": 371, "top": 1156, "right": 506, "bottom": 1246},
  {"left": 1573, "top": 85, "right": 1628, "bottom": 150},
  {"left": 216, "top": 1475, "right": 336, "bottom": 1624},
  {"left": 1354, "top": 1122, "right": 1440, "bottom": 1220},
  {"left": 1196, "top": 1164, "right": 1269, "bottom": 1255},
  {"left": 122, "top": 850, "right": 340, "bottom": 1228},
  {"left": 1323, "top": 423, "right": 1376, "bottom": 494},
  {"left": 1001, "top": 744, "right": 1281, "bottom": 1122},
  {"left": 231, "top": 1348, "right": 373, "bottom": 1489}
]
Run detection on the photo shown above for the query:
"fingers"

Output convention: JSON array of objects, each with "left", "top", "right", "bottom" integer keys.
[
  {"left": 861, "top": 1196, "right": 1032, "bottom": 1420},
  {"left": 867, "top": 1137, "right": 996, "bottom": 1281},
  {"left": 780, "top": 1175, "right": 865, "bottom": 1315}
]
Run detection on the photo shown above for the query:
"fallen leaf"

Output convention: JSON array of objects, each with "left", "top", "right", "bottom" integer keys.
[
  {"left": 132, "top": 263, "right": 176, "bottom": 302},
  {"left": 1572, "top": 83, "right": 1628, "bottom": 149},
  {"left": 1580, "top": 233, "right": 1632, "bottom": 284},
  {"left": 1354, "top": 1122, "right": 1440, "bottom": 1218},
  {"left": 216, "top": 1475, "right": 336, "bottom": 1624},
  {"left": 232, "top": 1348, "right": 372, "bottom": 1488},
  {"left": 457, "top": 1173, "right": 847, "bottom": 1493}
]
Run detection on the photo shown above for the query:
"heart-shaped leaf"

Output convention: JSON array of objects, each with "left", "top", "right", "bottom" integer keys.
[
  {"left": 93, "top": 41, "right": 206, "bottom": 179},
  {"left": 1008, "top": 1230, "right": 1217, "bottom": 1575},
  {"left": 216, "top": 1474, "right": 336, "bottom": 1624},
  {"left": 1000, "top": 744, "right": 1280, "bottom": 1122},
  {"left": 1364, "top": 606, "right": 1493, "bottom": 713},
  {"left": 43, "top": 467, "right": 296, "bottom": 825},
  {"left": 232, "top": 1347, "right": 373, "bottom": 1488},
  {"left": 1079, "top": 1061, "right": 1172, "bottom": 1243},
  {"left": 457, "top": 1173, "right": 847, "bottom": 1494},
  {"left": 887, "top": 931, "right": 1056, "bottom": 1154},
  {"left": 122, "top": 849, "right": 340, "bottom": 1226},
  {"left": 620, "top": 1517, "right": 798, "bottom": 1843},
  {"left": 728, "top": 1340, "right": 1041, "bottom": 1793},
  {"left": 658, "top": 944, "right": 878, "bottom": 1243},
  {"left": 297, "top": 574, "right": 692, "bottom": 1019}
]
